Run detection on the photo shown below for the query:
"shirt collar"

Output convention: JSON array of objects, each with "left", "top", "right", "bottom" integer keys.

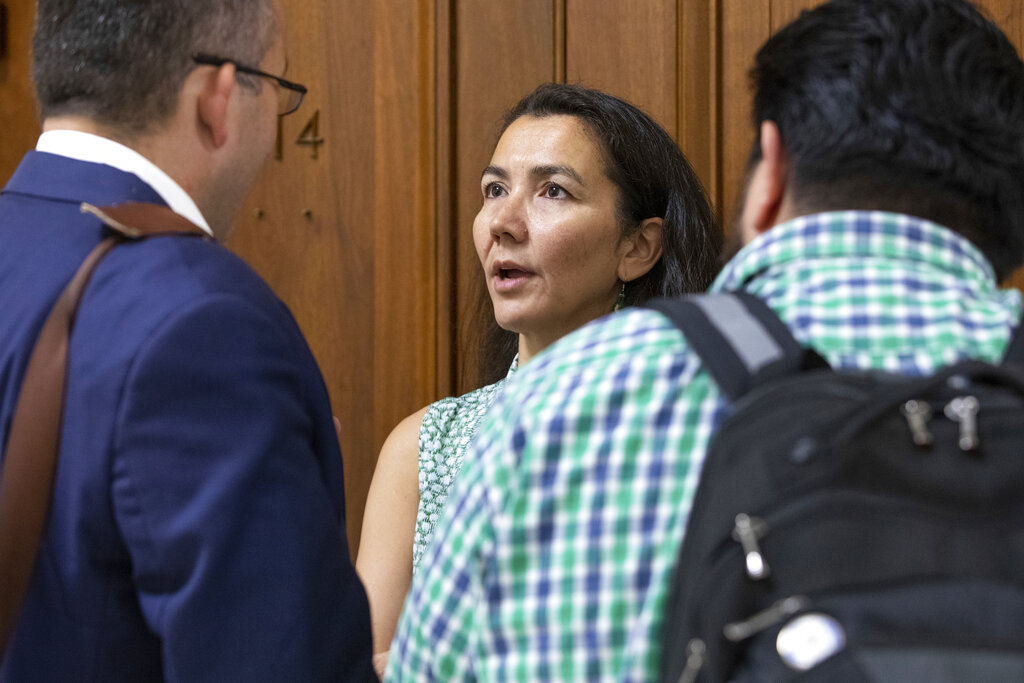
[
  {"left": 36, "top": 130, "right": 213, "bottom": 236},
  {"left": 712, "top": 211, "right": 998, "bottom": 293},
  {"left": 507, "top": 354, "right": 520, "bottom": 378}
]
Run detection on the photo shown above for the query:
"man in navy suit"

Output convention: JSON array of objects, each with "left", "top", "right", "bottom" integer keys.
[{"left": 0, "top": 0, "right": 375, "bottom": 680}]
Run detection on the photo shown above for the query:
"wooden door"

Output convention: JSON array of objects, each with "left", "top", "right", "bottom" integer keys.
[
  {"left": 0, "top": 0, "right": 40, "bottom": 181},
  {"left": 229, "top": 0, "right": 720, "bottom": 551},
  {"left": 226, "top": 0, "right": 382, "bottom": 549}
]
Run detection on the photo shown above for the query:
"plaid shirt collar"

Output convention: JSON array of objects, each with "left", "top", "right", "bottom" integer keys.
[{"left": 714, "top": 211, "right": 999, "bottom": 294}]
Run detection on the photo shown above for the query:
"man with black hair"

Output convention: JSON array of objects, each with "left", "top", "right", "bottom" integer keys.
[
  {"left": 0, "top": 1, "right": 374, "bottom": 679},
  {"left": 388, "top": 0, "right": 1024, "bottom": 680}
]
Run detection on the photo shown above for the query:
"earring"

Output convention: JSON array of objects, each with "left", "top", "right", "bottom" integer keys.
[{"left": 613, "top": 281, "right": 626, "bottom": 312}]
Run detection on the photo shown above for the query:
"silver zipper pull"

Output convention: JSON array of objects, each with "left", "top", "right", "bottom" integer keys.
[
  {"left": 723, "top": 595, "right": 811, "bottom": 642},
  {"left": 900, "top": 399, "right": 933, "bottom": 447},
  {"left": 944, "top": 395, "right": 980, "bottom": 451},
  {"left": 732, "top": 514, "right": 770, "bottom": 580},
  {"left": 676, "top": 639, "right": 707, "bottom": 683}
]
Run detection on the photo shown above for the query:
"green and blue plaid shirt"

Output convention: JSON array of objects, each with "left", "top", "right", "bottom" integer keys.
[{"left": 387, "top": 212, "right": 1023, "bottom": 682}]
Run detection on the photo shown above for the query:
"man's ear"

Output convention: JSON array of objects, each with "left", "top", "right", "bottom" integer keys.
[
  {"left": 738, "top": 120, "right": 788, "bottom": 242},
  {"left": 617, "top": 217, "right": 663, "bottom": 283},
  {"left": 196, "top": 62, "right": 237, "bottom": 149}
]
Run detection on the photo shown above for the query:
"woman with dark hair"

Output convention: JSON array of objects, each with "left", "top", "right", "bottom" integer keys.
[{"left": 356, "top": 83, "right": 720, "bottom": 676}]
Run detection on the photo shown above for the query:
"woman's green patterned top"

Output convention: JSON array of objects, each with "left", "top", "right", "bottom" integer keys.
[{"left": 412, "top": 357, "right": 518, "bottom": 570}]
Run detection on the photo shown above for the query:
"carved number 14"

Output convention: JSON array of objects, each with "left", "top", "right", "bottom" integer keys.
[
  {"left": 275, "top": 110, "right": 325, "bottom": 160},
  {"left": 296, "top": 111, "right": 325, "bottom": 159}
]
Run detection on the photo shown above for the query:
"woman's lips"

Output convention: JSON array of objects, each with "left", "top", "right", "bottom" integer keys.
[{"left": 492, "top": 264, "right": 534, "bottom": 292}]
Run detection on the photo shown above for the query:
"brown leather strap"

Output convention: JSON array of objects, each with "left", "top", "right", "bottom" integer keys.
[
  {"left": 0, "top": 202, "right": 206, "bottom": 658},
  {"left": 80, "top": 201, "right": 210, "bottom": 239}
]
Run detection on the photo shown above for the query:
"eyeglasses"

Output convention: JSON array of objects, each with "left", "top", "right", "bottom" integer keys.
[{"left": 192, "top": 53, "right": 307, "bottom": 116}]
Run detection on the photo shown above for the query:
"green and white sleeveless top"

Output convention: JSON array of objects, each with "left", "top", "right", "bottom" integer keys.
[{"left": 412, "top": 357, "right": 518, "bottom": 570}]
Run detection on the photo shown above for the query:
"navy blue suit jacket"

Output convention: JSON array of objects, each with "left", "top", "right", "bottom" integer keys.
[{"left": 0, "top": 152, "right": 375, "bottom": 681}]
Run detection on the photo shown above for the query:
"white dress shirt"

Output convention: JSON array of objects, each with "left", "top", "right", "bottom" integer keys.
[{"left": 36, "top": 130, "right": 213, "bottom": 236}]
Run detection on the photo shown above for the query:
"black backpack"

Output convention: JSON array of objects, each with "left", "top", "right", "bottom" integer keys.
[{"left": 648, "top": 291, "right": 1024, "bottom": 683}]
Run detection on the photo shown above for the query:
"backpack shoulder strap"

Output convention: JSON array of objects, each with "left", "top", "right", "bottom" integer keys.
[
  {"left": 1002, "top": 318, "right": 1024, "bottom": 366},
  {"left": 0, "top": 202, "right": 207, "bottom": 661},
  {"left": 647, "top": 291, "right": 828, "bottom": 402}
]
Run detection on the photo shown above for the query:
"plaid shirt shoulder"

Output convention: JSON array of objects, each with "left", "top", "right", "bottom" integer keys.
[{"left": 387, "top": 212, "right": 1022, "bottom": 682}]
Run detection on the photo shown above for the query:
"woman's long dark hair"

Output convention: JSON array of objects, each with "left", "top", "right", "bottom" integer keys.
[{"left": 469, "top": 83, "right": 722, "bottom": 387}]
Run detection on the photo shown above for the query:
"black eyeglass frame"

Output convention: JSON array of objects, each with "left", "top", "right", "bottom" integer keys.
[{"left": 192, "top": 53, "right": 307, "bottom": 116}]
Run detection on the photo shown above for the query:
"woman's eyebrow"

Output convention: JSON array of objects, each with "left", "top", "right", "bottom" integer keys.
[
  {"left": 481, "top": 165, "right": 508, "bottom": 180},
  {"left": 530, "top": 164, "right": 584, "bottom": 185},
  {"left": 480, "top": 164, "right": 584, "bottom": 185}
]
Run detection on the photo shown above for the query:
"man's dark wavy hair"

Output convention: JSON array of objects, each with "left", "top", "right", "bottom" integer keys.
[
  {"left": 750, "top": 0, "right": 1024, "bottom": 280},
  {"left": 33, "top": 0, "right": 277, "bottom": 135}
]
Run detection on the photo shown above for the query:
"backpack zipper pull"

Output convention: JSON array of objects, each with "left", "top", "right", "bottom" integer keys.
[
  {"left": 676, "top": 639, "right": 707, "bottom": 683},
  {"left": 732, "top": 514, "right": 770, "bottom": 580},
  {"left": 900, "top": 399, "right": 933, "bottom": 447},
  {"left": 723, "top": 595, "right": 811, "bottom": 642},
  {"left": 944, "top": 395, "right": 980, "bottom": 451}
]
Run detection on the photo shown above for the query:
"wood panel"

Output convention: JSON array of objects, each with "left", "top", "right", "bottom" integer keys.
[
  {"left": 372, "top": 0, "right": 442, "bottom": 471},
  {"left": 770, "top": 0, "right": 821, "bottom": 28},
  {"left": 0, "top": 0, "right": 38, "bottom": 184},
  {"left": 678, "top": 0, "right": 719, "bottom": 209},
  {"left": 565, "top": 0, "right": 678, "bottom": 136},
  {"left": 715, "top": 0, "right": 830, "bottom": 234},
  {"left": 227, "top": 0, "right": 377, "bottom": 549},
  {"left": 452, "top": 0, "right": 557, "bottom": 392},
  {"left": 435, "top": 0, "right": 456, "bottom": 406},
  {"left": 972, "top": 0, "right": 1024, "bottom": 291},
  {"left": 718, "top": 0, "right": 770, "bottom": 235}
]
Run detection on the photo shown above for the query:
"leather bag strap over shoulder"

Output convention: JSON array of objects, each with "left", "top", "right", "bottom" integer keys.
[
  {"left": 80, "top": 202, "right": 210, "bottom": 239},
  {"left": 0, "top": 202, "right": 206, "bottom": 659}
]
